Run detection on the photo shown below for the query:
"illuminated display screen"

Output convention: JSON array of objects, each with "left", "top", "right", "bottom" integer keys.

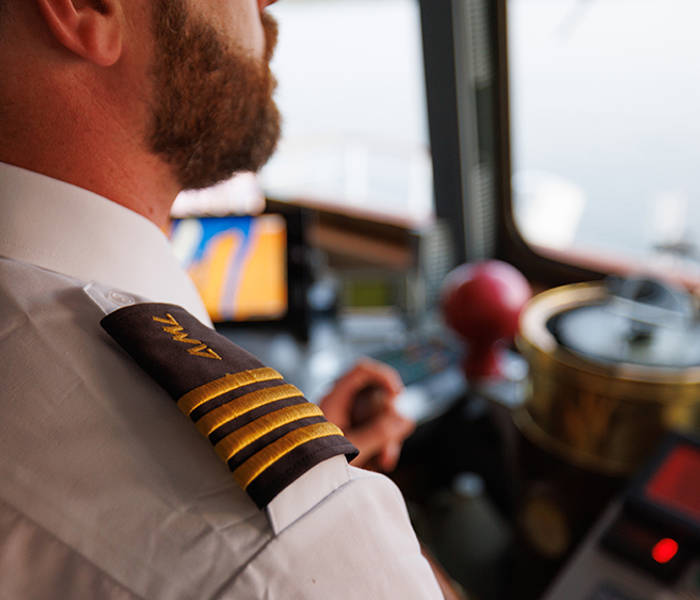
[
  {"left": 170, "top": 215, "right": 288, "bottom": 323},
  {"left": 645, "top": 445, "right": 700, "bottom": 522}
]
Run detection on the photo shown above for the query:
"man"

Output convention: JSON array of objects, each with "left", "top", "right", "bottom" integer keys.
[{"left": 0, "top": 0, "right": 442, "bottom": 598}]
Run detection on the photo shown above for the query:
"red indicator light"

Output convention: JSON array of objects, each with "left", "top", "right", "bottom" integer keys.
[{"left": 652, "top": 538, "right": 678, "bottom": 564}]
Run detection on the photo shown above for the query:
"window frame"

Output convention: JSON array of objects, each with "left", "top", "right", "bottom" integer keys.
[
  {"left": 421, "top": 0, "right": 616, "bottom": 287},
  {"left": 492, "top": 0, "right": 604, "bottom": 287}
]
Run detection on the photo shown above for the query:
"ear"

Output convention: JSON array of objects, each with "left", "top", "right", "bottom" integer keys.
[{"left": 35, "top": 0, "right": 123, "bottom": 67}]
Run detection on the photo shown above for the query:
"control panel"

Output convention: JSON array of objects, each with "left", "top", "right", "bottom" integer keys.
[{"left": 543, "top": 434, "right": 700, "bottom": 600}]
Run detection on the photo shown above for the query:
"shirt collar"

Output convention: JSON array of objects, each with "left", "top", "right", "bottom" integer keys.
[{"left": 0, "top": 162, "right": 212, "bottom": 326}]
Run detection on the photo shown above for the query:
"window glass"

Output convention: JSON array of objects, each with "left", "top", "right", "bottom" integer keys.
[
  {"left": 508, "top": 0, "right": 700, "bottom": 274},
  {"left": 261, "top": 0, "right": 433, "bottom": 225}
]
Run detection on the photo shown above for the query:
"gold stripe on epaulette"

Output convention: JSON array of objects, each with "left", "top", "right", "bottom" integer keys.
[
  {"left": 195, "top": 384, "right": 304, "bottom": 436},
  {"left": 233, "top": 421, "right": 343, "bottom": 489},
  {"left": 177, "top": 367, "right": 283, "bottom": 416},
  {"left": 214, "top": 403, "right": 324, "bottom": 462}
]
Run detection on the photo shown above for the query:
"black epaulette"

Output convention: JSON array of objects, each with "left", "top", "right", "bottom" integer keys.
[{"left": 101, "top": 303, "right": 358, "bottom": 508}]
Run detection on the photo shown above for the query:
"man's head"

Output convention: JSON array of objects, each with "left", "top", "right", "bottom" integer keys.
[
  {"left": 148, "top": 0, "right": 281, "bottom": 191},
  {"left": 0, "top": 0, "right": 281, "bottom": 224}
]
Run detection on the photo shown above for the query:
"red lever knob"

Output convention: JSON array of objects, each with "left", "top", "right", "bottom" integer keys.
[{"left": 441, "top": 260, "right": 531, "bottom": 380}]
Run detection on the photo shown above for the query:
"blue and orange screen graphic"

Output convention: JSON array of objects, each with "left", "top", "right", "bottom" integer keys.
[{"left": 170, "top": 215, "right": 287, "bottom": 322}]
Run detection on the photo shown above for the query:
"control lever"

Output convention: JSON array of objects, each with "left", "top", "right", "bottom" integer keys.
[
  {"left": 350, "top": 384, "right": 388, "bottom": 427},
  {"left": 349, "top": 384, "right": 388, "bottom": 471}
]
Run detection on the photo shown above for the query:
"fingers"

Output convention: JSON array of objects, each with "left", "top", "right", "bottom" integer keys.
[
  {"left": 319, "top": 358, "right": 413, "bottom": 472},
  {"left": 338, "top": 358, "right": 403, "bottom": 398},
  {"left": 378, "top": 442, "right": 401, "bottom": 472},
  {"left": 323, "top": 358, "right": 403, "bottom": 409},
  {"left": 319, "top": 358, "right": 403, "bottom": 427},
  {"left": 345, "top": 407, "right": 415, "bottom": 469}
]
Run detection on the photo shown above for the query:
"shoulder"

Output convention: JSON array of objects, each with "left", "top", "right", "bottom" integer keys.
[
  {"left": 0, "top": 258, "right": 270, "bottom": 598},
  {"left": 230, "top": 463, "right": 443, "bottom": 599}
]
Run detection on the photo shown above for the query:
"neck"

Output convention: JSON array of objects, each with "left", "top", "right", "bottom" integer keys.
[
  {"left": 0, "top": 138, "right": 179, "bottom": 230},
  {"left": 0, "top": 110, "right": 179, "bottom": 229},
  {"left": 0, "top": 56, "right": 179, "bottom": 230}
]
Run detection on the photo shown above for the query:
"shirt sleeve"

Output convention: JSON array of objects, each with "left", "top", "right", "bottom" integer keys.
[{"left": 226, "top": 463, "right": 444, "bottom": 599}]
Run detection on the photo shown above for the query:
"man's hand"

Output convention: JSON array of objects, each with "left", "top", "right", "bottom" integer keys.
[{"left": 320, "top": 359, "right": 415, "bottom": 472}]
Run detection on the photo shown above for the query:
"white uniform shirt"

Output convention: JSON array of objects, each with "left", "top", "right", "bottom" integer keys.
[
  {"left": 0, "top": 162, "right": 211, "bottom": 325},
  {"left": 0, "top": 163, "right": 442, "bottom": 599}
]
